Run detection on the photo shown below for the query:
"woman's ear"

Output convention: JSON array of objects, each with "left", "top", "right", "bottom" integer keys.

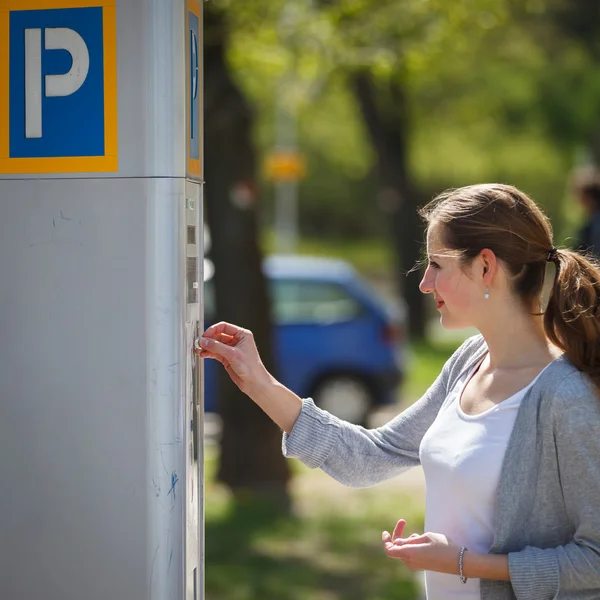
[{"left": 479, "top": 248, "right": 497, "bottom": 285}]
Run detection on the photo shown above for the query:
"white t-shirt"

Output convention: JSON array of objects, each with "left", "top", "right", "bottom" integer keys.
[{"left": 419, "top": 356, "right": 547, "bottom": 599}]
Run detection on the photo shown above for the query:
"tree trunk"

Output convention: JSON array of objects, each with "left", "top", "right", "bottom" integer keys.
[
  {"left": 204, "top": 6, "right": 290, "bottom": 501},
  {"left": 350, "top": 70, "right": 427, "bottom": 340}
]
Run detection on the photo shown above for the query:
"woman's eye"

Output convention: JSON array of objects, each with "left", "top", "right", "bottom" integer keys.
[{"left": 429, "top": 261, "right": 440, "bottom": 269}]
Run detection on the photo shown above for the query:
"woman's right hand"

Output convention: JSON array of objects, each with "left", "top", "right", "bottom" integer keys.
[
  {"left": 196, "top": 321, "right": 303, "bottom": 433},
  {"left": 194, "top": 321, "right": 272, "bottom": 398}
]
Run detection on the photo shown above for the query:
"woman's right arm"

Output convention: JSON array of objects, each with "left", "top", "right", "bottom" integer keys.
[
  {"left": 195, "top": 321, "right": 304, "bottom": 433},
  {"left": 197, "top": 321, "right": 481, "bottom": 487},
  {"left": 281, "top": 371, "right": 452, "bottom": 487}
]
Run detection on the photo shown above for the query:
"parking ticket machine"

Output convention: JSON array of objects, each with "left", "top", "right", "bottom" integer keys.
[{"left": 0, "top": 1, "right": 204, "bottom": 598}]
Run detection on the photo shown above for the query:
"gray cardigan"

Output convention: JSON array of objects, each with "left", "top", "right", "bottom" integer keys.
[{"left": 282, "top": 335, "right": 600, "bottom": 599}]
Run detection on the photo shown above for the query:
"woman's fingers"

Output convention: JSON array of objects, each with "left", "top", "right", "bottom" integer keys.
[
  {"left": 392, "top": 519, "right": 406, "bottom": 542},
  {"left": 203, "top": 321, "right": 246, "bottom": 340},
  {"left": 203, "top": 332, "right": 235, "bottom": 346},
  {"left": 196, "top": 336, "right": 237, "bottom": 361},
  {"left": 395, "top": 533, "right": 424, "bottom": 546},
  {"left": 194, "top": 322, "right": 268, "bottom": 396},
  {"left": 218, "top": 332, "right": 235, "bottom": 345},
  {"left": 195, "top": 349, "right": 226, "bottom": 364},
  {"left": 196, "top": 323, "right": 249, "bottom": 355},
  {"left": 382, "top": 531, "right": 394, "bottom": 550}
]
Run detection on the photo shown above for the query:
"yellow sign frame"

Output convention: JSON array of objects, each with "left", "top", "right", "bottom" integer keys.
[{"left": 0, "top": 0, "right": 118, "bottom": 174}]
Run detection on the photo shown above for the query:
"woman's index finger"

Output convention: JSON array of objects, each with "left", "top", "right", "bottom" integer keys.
[
  {"left": 204, "top": 321, "right": 243, "bottom": 338},
  {"left": 199, "top": 336, "right": 236, "bottom": 361},
  {"left": 215, "top": 332, "right": 235, "bottom": 345},
  {"left": 392, "top": 519, "right": 406, "bottom": 541}
]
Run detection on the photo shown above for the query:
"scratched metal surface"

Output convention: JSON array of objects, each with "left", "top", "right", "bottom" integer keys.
[
  {"left": 0, "top": 178, "right": 199, "bottom": 599},
  {"left": 0, "top": 1, "right": 205, "bottom": 596}
]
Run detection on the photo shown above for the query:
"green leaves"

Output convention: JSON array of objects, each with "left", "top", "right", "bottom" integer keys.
[{"left": 210, "top": 0, "right": 600, "bottom": 240}]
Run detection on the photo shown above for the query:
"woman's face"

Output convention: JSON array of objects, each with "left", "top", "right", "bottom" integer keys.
[{"left": 419, "top": 224, "right": 485, "bottom": 330}]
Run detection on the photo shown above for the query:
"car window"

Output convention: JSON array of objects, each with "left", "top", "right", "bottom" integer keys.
[
  {"left": 204, "top": 277, "right": 365, "bottom": 324},
  {"left": 271, "top": 279, "right": 364, "bottom": 324}
]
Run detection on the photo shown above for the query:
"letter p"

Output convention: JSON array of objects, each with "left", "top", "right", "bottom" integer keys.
[{"left": 25, "top": 28, "right": 90, "bottom": 139}]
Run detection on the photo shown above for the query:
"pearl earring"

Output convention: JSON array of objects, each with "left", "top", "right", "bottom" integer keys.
[{"left": 484, "top": 287, "right": 490, "bottom": 300}]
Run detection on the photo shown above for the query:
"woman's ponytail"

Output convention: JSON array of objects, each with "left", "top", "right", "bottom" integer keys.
[{"left": 544, "top": 249, "right": 600, "bottom": 393}]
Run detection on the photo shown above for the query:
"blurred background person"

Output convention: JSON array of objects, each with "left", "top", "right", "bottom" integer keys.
[{"left": 572, "top": 167, "right": 600, "bottom": 258}]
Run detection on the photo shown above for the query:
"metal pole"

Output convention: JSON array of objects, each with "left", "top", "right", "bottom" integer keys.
[
  {"left": 274, "top": 86, "right": 299, "bottom": 253},
  {"left": 273, "top": 0, "right": 301, "bottom": 254}
]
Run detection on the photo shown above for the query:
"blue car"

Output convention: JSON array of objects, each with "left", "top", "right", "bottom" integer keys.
[{"left": 203, "top": 255, "right": 407, "bottom": 425}]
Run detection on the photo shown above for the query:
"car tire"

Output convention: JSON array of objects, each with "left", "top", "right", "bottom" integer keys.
[{"left": 312, "top": 375, "right": 373, "bottom": 426}]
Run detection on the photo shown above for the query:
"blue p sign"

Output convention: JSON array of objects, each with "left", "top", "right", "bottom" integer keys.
[
  {"left": 187, "top": 2, "right": 202, "bottom": 179},
  {"left": 189, "top": 11, "right": 200, "bottom": 162},
  {"left": 1, "top": 2, "right": 118, "bottom": 174}
]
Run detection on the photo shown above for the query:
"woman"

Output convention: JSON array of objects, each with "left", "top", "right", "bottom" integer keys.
[{"left": 195, "top": 183, "right": 600, "bottom": 599}]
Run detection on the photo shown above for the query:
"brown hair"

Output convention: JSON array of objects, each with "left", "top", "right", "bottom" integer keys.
[{"left": 420, "top": 183, "right": 600, "bottom": 392}]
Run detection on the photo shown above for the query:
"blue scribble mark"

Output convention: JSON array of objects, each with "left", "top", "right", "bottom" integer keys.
[
  {"left": 60, "top": 210, "right": 71, "bottom": 221},
  {"left": 168, "top": 549, "right": 173, "bottom": 573},
  {"left": 168, "top": 471, "right": 179, "bottom": 498}
]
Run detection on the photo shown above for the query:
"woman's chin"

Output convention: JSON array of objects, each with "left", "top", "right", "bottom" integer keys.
[{"left": 439, "top": 314, "right": 468, "bottom": 331}]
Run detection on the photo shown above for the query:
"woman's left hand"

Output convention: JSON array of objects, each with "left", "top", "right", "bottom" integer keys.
[{"left": 382, "top": 519, "right": 461, "bottom": 575}]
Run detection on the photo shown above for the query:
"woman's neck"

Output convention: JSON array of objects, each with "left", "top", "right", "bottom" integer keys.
[{"left": 477, "top": 306, "right": 561, "bottom": 371}]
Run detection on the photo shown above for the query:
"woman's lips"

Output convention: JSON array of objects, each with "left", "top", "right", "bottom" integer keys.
[{"left": 435, "top": 299, "right": 445, "bottom": 309}]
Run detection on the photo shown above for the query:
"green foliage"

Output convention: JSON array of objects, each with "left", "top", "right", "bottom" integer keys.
[
  {"left": 263, "top": 229, "right": 394, "bottom": 277},
  {"left": 212, "top": 0, "right": 599, "bottom": 252}
]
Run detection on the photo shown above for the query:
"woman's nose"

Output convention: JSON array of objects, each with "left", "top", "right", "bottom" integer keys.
[{"left": 419, "top": 268, "right": 434, "bottom": 294}]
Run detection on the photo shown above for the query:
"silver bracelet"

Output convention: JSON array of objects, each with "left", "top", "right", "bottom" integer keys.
[{"left": 459, "top": 546, "right": 468, "bottom": 584}]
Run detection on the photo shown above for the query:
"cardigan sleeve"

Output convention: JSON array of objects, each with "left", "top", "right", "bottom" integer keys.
[
  {"left": 508, "top": 380, "right": 600, "bottom": 598},
  {"left": 281, "top": 335, "right": 484, "bottom": 488}
]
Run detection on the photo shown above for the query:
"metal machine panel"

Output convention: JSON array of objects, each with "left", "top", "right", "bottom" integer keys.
[
  {"left": 0, "top": 177, "right": 203, "bottom": 599},
  {"left": 0, "top": 0, "right": 203, "bottom": 595}
]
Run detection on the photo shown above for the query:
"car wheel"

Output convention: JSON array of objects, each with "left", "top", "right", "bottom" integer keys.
[{"left": 313, "top": 376, "right": 373, "bottom": 425}]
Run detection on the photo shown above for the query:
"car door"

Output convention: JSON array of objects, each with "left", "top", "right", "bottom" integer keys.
[{"left": 270, "top": 277, "right": 379, "bottom": 397}]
